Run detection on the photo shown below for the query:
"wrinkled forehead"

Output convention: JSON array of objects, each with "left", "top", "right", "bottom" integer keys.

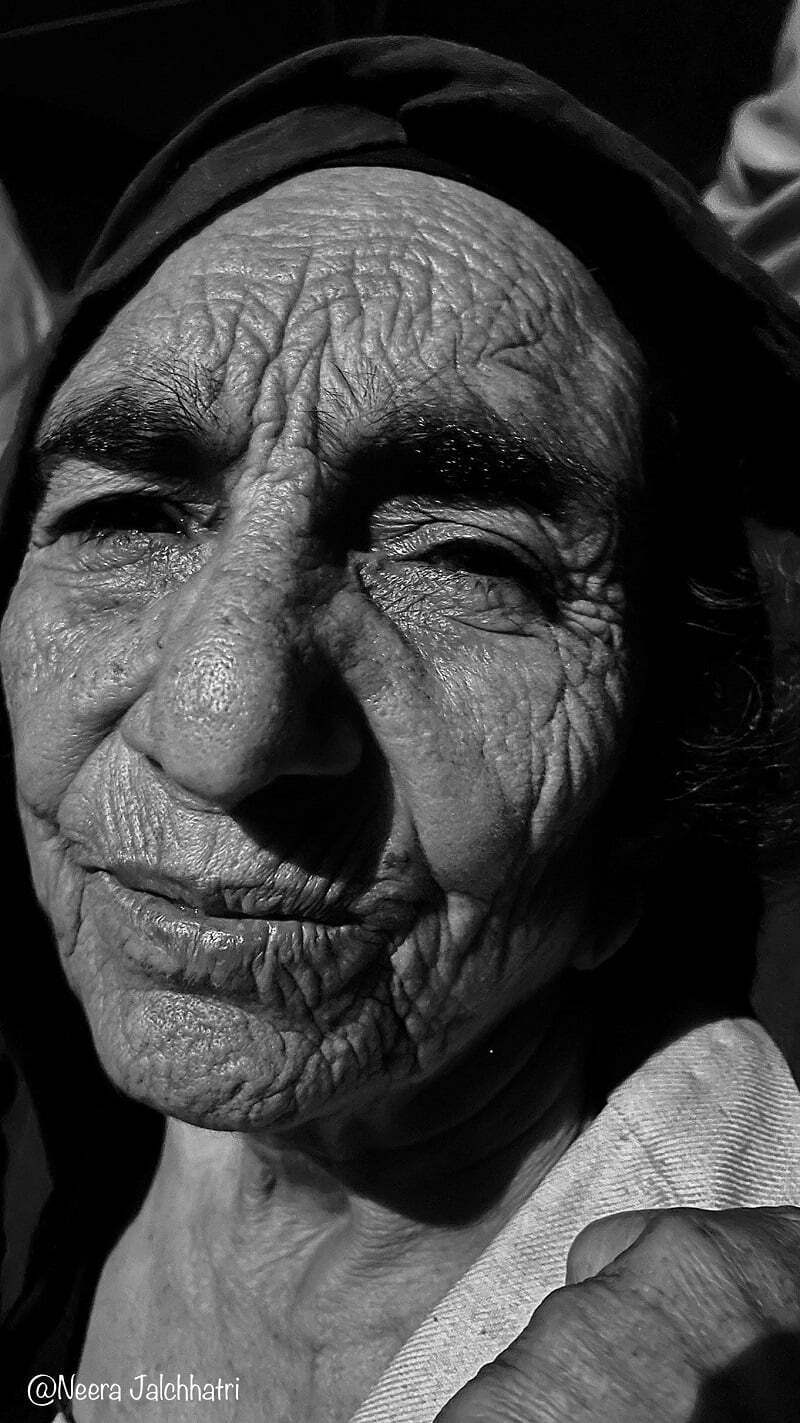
[{"left": 42, "top": 166, "right": 645, "bottom": 473}]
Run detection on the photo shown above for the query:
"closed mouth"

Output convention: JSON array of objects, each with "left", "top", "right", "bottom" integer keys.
[
  {"left": 93, "top": 857, "right": 358, "bottom": 926},
  {"left": 82, "top": 867, "right": 411, "bottom": 1003}
]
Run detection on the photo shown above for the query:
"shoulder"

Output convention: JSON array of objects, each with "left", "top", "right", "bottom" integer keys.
[{"left": 606, "top": 1017, "right": 800, "bottom": 1205}]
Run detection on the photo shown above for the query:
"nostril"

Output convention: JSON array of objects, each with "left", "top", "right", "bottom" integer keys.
[
  {"left": 124, "top": 664, "right": 364, "bottom": 807},
  {"left": 311, "top": 703, "right": 364, "bottom": 777}
]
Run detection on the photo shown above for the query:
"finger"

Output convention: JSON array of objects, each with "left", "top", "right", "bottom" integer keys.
[
  {"left": 750, "top": 1204, "right": 800, "bottom": 1225},
  {"left": 566, "top": 1208, "right": 655, "bottom": 1283},
  {"left": 433, "top": 1359, "right": 536, "bottom": 1423},
  {"left": 566, "top": 1205, "right": 800, "bottom": 1287}
]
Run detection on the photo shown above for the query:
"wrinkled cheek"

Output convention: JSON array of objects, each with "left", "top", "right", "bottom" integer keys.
[
  {"left": 17, "top": 800, "right": 85, "bottom": 960},
  {"left": 2, "top": 590, "right": 51, "bottom": 776},
  {"left": 2, "top": 585, "right": 87, "bottom": 813},
  {"left": 405, "top": 652, "right": 567, "bottom": 893},
  {"left": 357, "top": 673, "right": 527, "bottom": 899},
  {"left": 446, "top": 645, "right": 632, "bottom": 887},
  {"left": 1, "top": 576, "right": 151, "bottom": 815},
  {"left": 1, "top": 585, "right": 35, "bottom": 722}
]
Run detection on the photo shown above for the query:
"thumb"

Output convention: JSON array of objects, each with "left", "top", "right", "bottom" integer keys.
[{"left": 565, "top": 1208, "right": 657, "bottom": 1283}]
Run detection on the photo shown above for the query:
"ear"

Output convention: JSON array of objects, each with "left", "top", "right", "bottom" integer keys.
[{"left": 573, "top": 835, "right": 647, "bottom": 972}]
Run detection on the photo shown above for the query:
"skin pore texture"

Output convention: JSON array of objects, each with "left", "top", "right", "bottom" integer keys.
[{"left": 1, "top": 167, "right": 646, "bottom": 1420}]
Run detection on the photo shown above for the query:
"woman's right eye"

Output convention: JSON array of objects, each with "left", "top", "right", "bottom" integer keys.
[{"left": 51, "top": 494, "right": 188, "bottom": 544}]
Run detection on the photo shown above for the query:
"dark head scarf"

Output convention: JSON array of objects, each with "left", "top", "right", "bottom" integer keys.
[
  {"left": 6, "top": 33, "right": 800, "bottom": 537},
  {"left": 5, "top": 38, "right": 800, "bottom": 1413}
]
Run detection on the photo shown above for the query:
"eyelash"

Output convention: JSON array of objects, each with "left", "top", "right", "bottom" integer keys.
[
  {"left": 418, "top": 538, "right": 533, "bottom": 581},
  {"left": 379, "top": 525, "right": 558, "bottom": 606},
  {"left": 48, "top": 495, "right": 190, "bottom": 545}
]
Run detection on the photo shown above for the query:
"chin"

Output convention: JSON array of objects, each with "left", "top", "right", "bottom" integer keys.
[{"left": 75, "top": 966, "right": 407, "bottom": 1133}]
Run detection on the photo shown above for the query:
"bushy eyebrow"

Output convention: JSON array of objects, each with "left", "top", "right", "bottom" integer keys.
[
  {"left": 27, "top": 383, "right": 618, "bottom": 528},
  {"left": 344, "top": 412, "right": 617, "bottom": 523},
  {"left": 28, "top": 385, "right": 233, "bottom": 510}
]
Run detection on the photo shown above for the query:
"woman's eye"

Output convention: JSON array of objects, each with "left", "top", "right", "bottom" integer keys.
[
  {"left": 412, "top": 536, "right": 557, "bottom": 606},
  {"left": 417, "top": 538, "right": 533, "bottom": 583},
  {"left": 357, "top": 527, "right": 559, "bottom": 631},
  {"left": 54, "top": 495, "right": 188, "bottom": 545}
]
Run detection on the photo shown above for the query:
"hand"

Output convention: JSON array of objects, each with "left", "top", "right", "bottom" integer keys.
[{"left": 435, "top": 1207, "right": 800, "bottom": 1421}]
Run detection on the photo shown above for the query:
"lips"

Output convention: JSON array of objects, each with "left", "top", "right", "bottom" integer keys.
[
  {"left": 104, "top": 857, "right": 355, "bottom": 924},
  {"left": 83, "top": 867, "right": 409, "bottom": 1003}
]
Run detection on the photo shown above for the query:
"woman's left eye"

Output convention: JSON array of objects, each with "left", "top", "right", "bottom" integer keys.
[
  {"left": 392, "top": 527, "right": 555, "bottom": 601},
  {"left": 357, "top": 524, "right": 560, "bottom": 630},
  {"left": 415, "top": 538, "right": 535, "bottom": 584}
]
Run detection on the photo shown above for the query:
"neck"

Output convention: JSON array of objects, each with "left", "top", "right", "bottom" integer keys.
[
  {"left": 80, "top": 985, "right": 592, "bottom": 1421},
  {"left": 152, "top": 984, "right": 590, "bottom": 1259}
]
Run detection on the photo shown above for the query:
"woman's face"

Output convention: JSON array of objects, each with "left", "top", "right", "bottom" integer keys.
[{"left": 1, "top": 168, "right": 644, "bottom": 1131}]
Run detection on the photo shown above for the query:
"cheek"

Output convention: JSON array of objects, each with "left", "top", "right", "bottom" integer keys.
[
  {"left": 1, "top": 566, "right": 161, "bottom": 816},
  {"left": 333, "top": 587, "right": 632, "bottom": 904},
  {"left": 15, "top": 800, "right": 86, "bottom": 964},
  {"left": 1, "top": 576, "right": 78, "bottom": 812}
]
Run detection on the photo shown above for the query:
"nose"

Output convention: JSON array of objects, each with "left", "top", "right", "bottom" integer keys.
[{"left": 122, "top": 571, "right": 362, "bottom": 808}]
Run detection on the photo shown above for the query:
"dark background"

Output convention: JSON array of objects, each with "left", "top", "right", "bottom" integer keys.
[{"left": 0, "top": 0, "right": 791, "bottom": 291}]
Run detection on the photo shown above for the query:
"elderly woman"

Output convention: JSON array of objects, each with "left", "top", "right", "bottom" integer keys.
[{"left": 4, "top": 36, "right": 800, "bottom": 1423}]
